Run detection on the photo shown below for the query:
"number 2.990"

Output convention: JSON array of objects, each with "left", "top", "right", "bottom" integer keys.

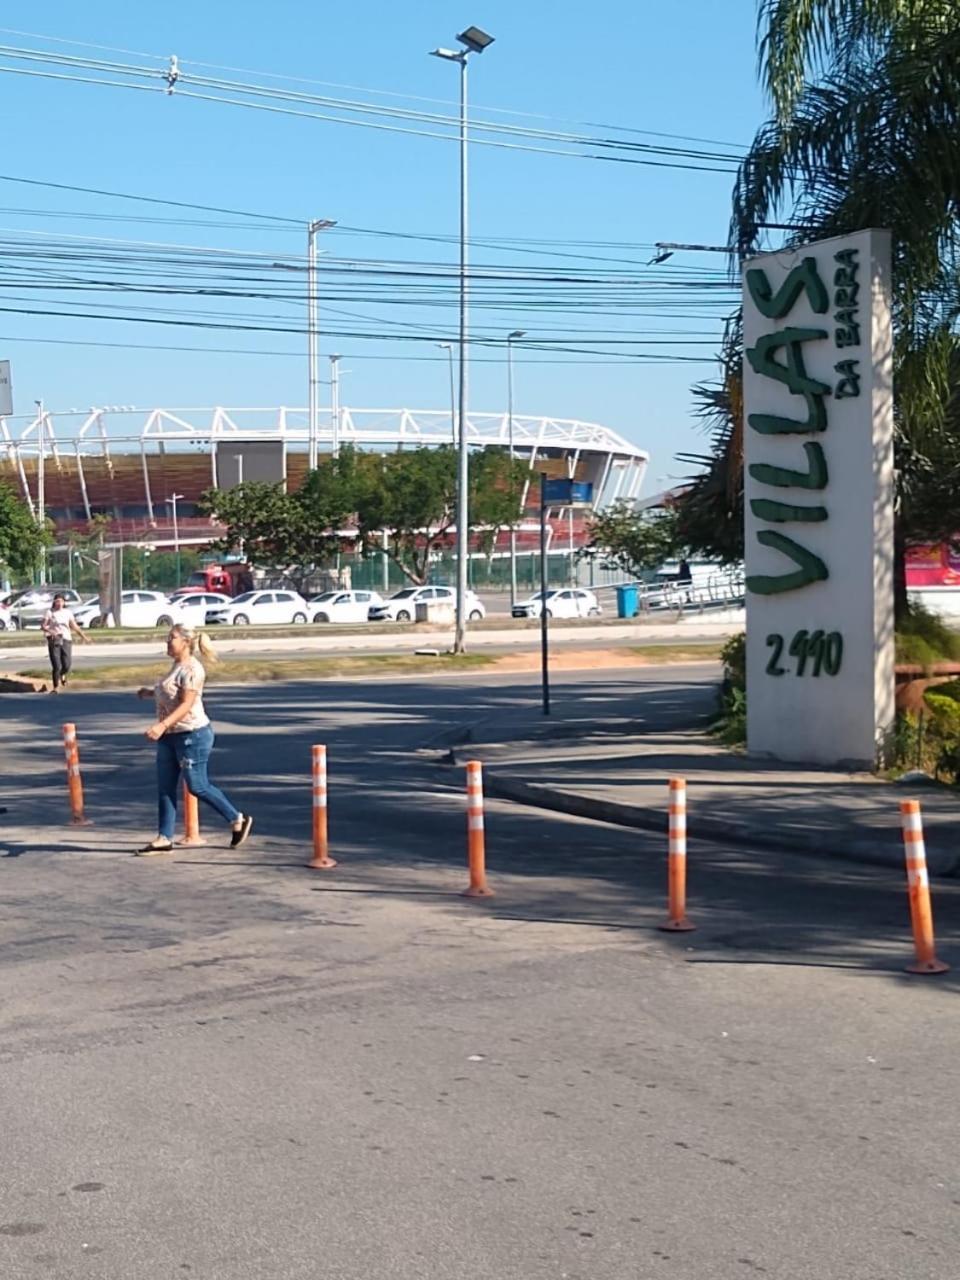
[{"left": 765, "top": 630, "right": 842, "bottom": 677}]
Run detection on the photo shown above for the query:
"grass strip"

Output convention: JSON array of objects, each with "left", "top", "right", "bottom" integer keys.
[
  {"left": 17, "top": 651, "right": 494, "bottom": 688},
  {"left": 627, "top": 644, "right": 723, "bottom": 663}
]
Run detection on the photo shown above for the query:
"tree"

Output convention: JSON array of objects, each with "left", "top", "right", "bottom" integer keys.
[
  {"left": 583, "top": 503, "right": 680, "bottom": 578},
  {"left": 677, "top": 0, "right": 960, "bottom": 616},
  {"left": 674, "top": 316, "right": 745, "bottom": 565},
  {"left": 200, "top": 444, "right": 526, "bottom": 589},
  {"left": 0, "top": 480, "right": 50, "bottom": 580},
  {"left": 199, "top": 458, "right": 355, "bottom": 592},
  {"left": 351, "top": 446, "right": 526, "bottom": 585}
]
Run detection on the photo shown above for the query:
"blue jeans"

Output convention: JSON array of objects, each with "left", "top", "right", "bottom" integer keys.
[{"left": 156, "top": 724, "right": 241, "bottom": 840}]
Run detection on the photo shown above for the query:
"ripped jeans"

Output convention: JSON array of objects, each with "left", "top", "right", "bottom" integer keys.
[{"left": 156, "top": 724, "right": 241, "bottom": 840}]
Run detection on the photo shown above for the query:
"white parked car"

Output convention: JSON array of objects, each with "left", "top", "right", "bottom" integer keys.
[
  {"left": 369, "top": 585, "right": 485, "bottom": 623},
  {"left": 207, "top": 589, "right": 310, "bottom": 626},
  {"left": 512, "top": 589, "right": 602, "bottom": 620},
  {"left": 74, "top": 590, "right": 183, "bottom": 629},
  {"left": 309, "top": 589, "right": 383, "bottom": 624},
  {"left": 169, "top": 592, "right": 232, "bottom": 625}
]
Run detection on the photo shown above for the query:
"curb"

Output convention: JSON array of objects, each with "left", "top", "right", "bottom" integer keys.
[{"left": 439, "top": 749, "right": 960, "bottom": 879}]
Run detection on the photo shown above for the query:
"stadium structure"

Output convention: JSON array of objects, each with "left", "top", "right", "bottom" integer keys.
[{"left": 0, "top": 406, "right": 649, "bottom": 558}]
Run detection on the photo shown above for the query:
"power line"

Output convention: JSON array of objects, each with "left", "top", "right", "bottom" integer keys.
[
  {"left": 0, "top": 26, "right": 748, "bottom": 154},
  {"left": 0, "top": 48, "right": 742, "bottom": 174}
]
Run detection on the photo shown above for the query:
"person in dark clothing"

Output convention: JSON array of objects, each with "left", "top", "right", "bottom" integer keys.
[
  {"left": 677, "top": 559, "right": 692, "bottom": 583},
  {"left": 40, "top": 593, "right": 89, "bottom": 692}
]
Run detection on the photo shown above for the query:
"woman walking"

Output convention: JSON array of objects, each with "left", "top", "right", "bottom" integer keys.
[
  {"left": 136, "top": 623, "right": 253, "bottom": 855},
  {"left": 41, "top": 592, "right": 89, "bottom": 691}
]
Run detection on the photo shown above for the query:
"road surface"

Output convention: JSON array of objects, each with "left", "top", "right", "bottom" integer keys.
[{"left": 1, "top": 666, "right": 957, "bottom": 1280}]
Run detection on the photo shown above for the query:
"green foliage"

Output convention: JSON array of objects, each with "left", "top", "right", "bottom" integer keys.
[
  {"left": 674, "top": 316, "right": 745, "bottom": 565},
  {"left": 894, "top": 603, "right": 960, "bottom": 668},
  {"left": 352, "top": 446, "right": 525, "bottom": 584},
  {"left": 720, "top": 631, "right": 746, "bottom": 689},
  {"left": 0, "top": 480, "right": 51, "bottom": 579},
  {"left": 712, "top": 631, "right": 747, "bottom": 746},
  {"left": 583, "top": 504, "right": 679, "bottom": 578},
  {"left": 683, "top": 3, "right": 960, "bottom": 588},
  {"left": 200, "top": 444, "right": 525, "bottom": 588}
]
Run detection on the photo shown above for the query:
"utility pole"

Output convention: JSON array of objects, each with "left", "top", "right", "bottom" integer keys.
[
  {"left": 539, "top": 472, "right": 550, "bottom": 717},
  {"left": 506, "top": 329, "right": 525, "bottom": 609},
  {"left": 307, "top": 219, "right": 336, "bottom": 470},
  {"left": 330, "top": 354, "right": 342, "bottom": 457},
  {"left": 430, "top": 25, "right": 495, "bottom": 654},
  {"left": 34, "top": 399, "right": 45, "bottom": 585},
  {"left": 436, "top": 342, "right": 456, "bottom": 444},
  {"left": 167, "top": 492, "right": 184, "bottom": 589}
]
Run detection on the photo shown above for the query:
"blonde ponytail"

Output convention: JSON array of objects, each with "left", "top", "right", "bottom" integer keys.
[
  {"left": 194, "top": 630, "right": 218, "bottom": 664},
  {"left": 169, "top": 623, "right": 218, "bottom": 665}
]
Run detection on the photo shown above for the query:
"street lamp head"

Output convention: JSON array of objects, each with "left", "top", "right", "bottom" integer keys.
[
  {"left": 457, "top": 25, "right": 494, "bottom": 53},
  {"left": 430, "top": 47, "right": 463, "bottom": 61},
  {"left": 508, "top": 330, "right": 526, "bottom": 341}
]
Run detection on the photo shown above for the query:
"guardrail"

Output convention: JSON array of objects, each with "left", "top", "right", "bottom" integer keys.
[{"left": 635, "top": 573, "right": 745, "bottom": 615}]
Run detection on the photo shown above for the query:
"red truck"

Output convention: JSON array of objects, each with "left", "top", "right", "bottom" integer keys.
[{"left": 179, "top": 562, "right": 254, "bottom": 596}]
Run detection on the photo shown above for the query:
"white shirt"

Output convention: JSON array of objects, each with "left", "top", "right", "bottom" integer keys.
[{"left": 42, "top": 606, "right": 74, "bottom": 642}]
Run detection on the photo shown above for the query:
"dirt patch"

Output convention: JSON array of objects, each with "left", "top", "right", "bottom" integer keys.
[
  {"left": 489, "top": 645, "right": 721, "bottom": 673},
  {"left": 0, "top": 674, "right": 48, "bottom": 693}
]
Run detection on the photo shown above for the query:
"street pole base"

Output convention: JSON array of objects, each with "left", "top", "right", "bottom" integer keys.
[
  {"left": 657, "top": 918, "right": 696, "bottom": 933},
  {"left": 308, "top": 856, "right": 338, "bottom": 870},
  {"left": 462, "top": 884, "right": 495, "bottom": 898},
  {"left": 906, "top": 957, "right": 949, "bottom": 975},
  {"left": 175, "top": 836, "right": 207, "bottom": 847},
  {"left": 69, "top": 816, "right": 93, "bottom": 827}
]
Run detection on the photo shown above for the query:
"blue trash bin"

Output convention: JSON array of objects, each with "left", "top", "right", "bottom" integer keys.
[{"left": 616, "top": 583, "right": 639, "bottom": 618}]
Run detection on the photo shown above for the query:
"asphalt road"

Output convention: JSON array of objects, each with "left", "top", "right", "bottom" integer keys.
[{"left": 1, "top": 667, "right": 958, "bottom": 1279}]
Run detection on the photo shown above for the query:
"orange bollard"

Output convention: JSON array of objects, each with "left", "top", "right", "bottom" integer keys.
[
  {"left": 308, "top": 744, "right": 337, "bottom": 869},
  {"left": 176, "top": 780, "right": 206, "bottom": 847},
  {"left": 61, "top": 722, "right": 92, "bottom": 826},
  {"left": 463, "top": 760, "right": 494, "bottom": 898},
  {"left": 900, "top": 800, "right": 949, "bottom": 975},
  {"left": 658, "top": 777, "right": 694, "bottom": 932}
]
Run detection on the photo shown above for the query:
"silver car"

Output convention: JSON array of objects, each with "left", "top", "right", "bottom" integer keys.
[{"left": 6, "top": 586, "right": 84, "bottom": 629}]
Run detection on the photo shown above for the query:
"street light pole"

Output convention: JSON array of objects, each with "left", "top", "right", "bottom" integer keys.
[
  {"left": 167, "top": 492, "right": 184, "bottom": 589},
  {"left": 330, "top": 354, "right": 342, "bottom": 457},
  {"left": 430, "top": 25, "right": 495, "bottom": 654},
  {"left": 506, "top": 329, "right": 525, "bottom": 609},
  {"left": 436, "top": 342, "right": 456, "bottom": 444}
]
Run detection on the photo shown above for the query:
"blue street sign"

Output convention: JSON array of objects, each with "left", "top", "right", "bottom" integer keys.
[{"left": 542, "top": 478, "right": 594, "bottom": 506}]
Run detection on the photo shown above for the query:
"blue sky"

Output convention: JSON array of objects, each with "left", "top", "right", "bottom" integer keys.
[{"left": 0, "top": 1, "right": 765, "bottom": 486}]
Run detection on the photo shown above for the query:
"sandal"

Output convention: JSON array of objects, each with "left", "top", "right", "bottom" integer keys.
[{"left": 137, "top": 838, "right": 174, "bottom": 856}]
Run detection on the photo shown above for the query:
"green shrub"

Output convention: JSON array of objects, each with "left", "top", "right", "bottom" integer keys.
[
  {"left": 720, "top": 631, "right": 745, "bottom": 691},
  {"left": 713, "top": 631, "right": 746, "bottom": 745},
  {"left": 895, "top": 603, "right": 960, "bottom": 668}
]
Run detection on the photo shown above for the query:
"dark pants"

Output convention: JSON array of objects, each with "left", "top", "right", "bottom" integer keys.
[
  {"left": 156, "top": 724, "right": 241, "bottom": 840},
  {"left": 47, "top": 638, "right": 72, "bottom": 688}
]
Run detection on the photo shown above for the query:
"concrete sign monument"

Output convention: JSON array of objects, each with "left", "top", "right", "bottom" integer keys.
[{"left": 742, "top": 229, "right": 895, "bottom": 768}]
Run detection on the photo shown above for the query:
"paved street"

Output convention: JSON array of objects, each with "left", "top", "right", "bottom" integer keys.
[{"left": 1, "top": 667, "right": 959, "bottom": 1279}]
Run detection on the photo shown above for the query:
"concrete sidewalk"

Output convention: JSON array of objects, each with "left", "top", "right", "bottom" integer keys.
[{"left": 437, "top": 668, "right": 960, "bottom": 876}]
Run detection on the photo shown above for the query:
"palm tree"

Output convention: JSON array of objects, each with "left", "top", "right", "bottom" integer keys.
[{"left": 678, "top": 0, "right": 960, "bottom": 618}]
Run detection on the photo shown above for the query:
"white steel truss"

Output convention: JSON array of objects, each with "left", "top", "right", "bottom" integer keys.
[{"left": 0, "top": 405, "right": 649, "bottom": 517}]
